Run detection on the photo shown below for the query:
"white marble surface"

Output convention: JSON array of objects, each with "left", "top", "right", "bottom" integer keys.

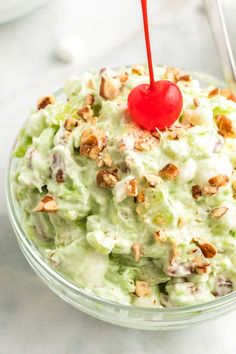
[{"left": 1, "top": 0, "right": 236, "bottom": 353}]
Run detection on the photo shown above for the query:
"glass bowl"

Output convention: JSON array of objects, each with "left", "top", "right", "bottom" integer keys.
[{"left": 6, "top": 69, "right": 236, "bottom": 330}]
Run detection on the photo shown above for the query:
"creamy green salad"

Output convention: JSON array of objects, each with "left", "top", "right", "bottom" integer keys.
[{"left": 13, "top": 65, "right": 236, "bottom": 307}]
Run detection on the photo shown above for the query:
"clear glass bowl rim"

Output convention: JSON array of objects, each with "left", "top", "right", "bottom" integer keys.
[{"left": 6, "top": 67, "right": 236, "bottom": 318}]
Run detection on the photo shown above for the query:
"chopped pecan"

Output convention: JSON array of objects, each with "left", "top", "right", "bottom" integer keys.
[
  {"left": 103, "top": 155, "right": 113, "bottom": 167},
  {"left": 192, "top": 185, "right": 202, "bottom": 199},
  {"left": 167, "top": 130, "right": 180, "bottom": 140},
  {"left": 64, "top": 118, "right": 79, "bottom": 131},
  {"left": 159, "top": 163, "right": 179, "bottom": 180},
  {"left": 85, "top": 94, "right": 95, "bottom": 106},
  {"left": 215, "top": 114, "right": 236, "bottom": 138},
  {"left": 193, "top": 238, "right": 217, "bottom": 258},
  {"left": 134, "top": 139, "right": 151, "bottom": 152},
  {"left": 77, "top": 105, "right": 94, "bottom": 120},
  {"left": 80, "top": 128, "right": 106, "bottom": 160},
  {"left": 153, "top": 230, "right": 166, "bottom": 242},
  {"left": 178, "top": 74, "right": 192, "bottom": 82},
  {"left": 134, "top": 141, "right": 151, "bottom": 152},
  {"left": 131, "top": 64, "right": 145, "bottom": 76},
  {"left": 86, "top": 79, "right": 95, "bottom": 89},
  {"left": 220, "top": 88, "right": 236, "bottom": 103},
  {"left": 144, "top": 173, "right": 161, "bottom": 187},
  {"left": 134, "top": 191, "right": 145, "bottom": 203},
  {"left": 132, "top": 243, "right": 141, "bottom": 261},
  {"left": 163, "top": 67, "right": 181, "bottom": 83},
  {"left": 151, "top": 130, "right": 161, "bottom": 140},
  {"left": 37, "top": 95, "right": 55, "bottom": 110},
  {"left": 208, "top": 174, "right": 229, "bottom": 187},
  {"left": 203, "top": 185, "right": 218, "bottom": 196},
  {"left": 167, "top": 125, "right": 187, "bottom": 140},
  {"left": 208, "top": 87, "right": 220, "bottom": 98},
  {"left": 96, "top": 169, "right": 118, "bottom": 188},
  {"left": 193, "top": 97, "right": 200, "bottom": 107},
  {"left": 33, "top": 195, "right": 58, "bottom": 213},
  {"left": 195, "top": 261, "right": 211, "bottom": 275},
  {"left": 177, "top": 217, "right": 185, "bottom": 228},
  {"left": 126, "top": 178, "right": 138, "bottom": 196},
  {"left": 55, "top": 169, "right": 64, "bottom": 183},
  {"left": 118, "top": 71, "right": 129, "bottom": 83},
  {"left": 135, "top": 281, "right": 151, "bottom": 297},
  {"left": 97, "top": 155, "right": 113, "bottom": 168},
  {"left": 211, "top": 206, "right": 228, "bottom": 219},
  {"left": 99, "top": 75, "right": 121, "bottom": 100}
]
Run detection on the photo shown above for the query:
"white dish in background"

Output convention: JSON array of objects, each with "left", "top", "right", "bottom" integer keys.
[{"left": 0, "top": 0, "right": 48, "bottom": 24}]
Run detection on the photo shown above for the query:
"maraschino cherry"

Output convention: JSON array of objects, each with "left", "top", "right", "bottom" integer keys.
[{"left": 128, "top": 0, "right": 183, "bottom": 131}]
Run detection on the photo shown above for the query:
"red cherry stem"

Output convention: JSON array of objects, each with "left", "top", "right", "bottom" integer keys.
[{"left": 140, "top": 0, "right": 155, "bottom": 90}]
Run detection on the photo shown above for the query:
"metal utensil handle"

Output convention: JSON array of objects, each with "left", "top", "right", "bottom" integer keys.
[{"left": 204, "top": 0, "right": 236, "bottom": 91}]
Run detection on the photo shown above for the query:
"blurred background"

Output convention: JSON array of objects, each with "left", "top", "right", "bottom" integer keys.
[{"left": 0, "top": 1, "right": 236, "bottom": 353}]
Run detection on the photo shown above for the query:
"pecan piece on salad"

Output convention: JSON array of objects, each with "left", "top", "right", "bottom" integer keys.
[
  {"left": 55, "top": 169, "right": 64, "bottom": 183},
  {"left": 99, "top": 75, "right": 121, "bottom": 100},
  {"left": 37, "top": 95, "right": 55, "bottom": 110},
  {"left": 193, "top": 238, "right": 217, "bottom": 259},
  {"left": 194, "top": 261, "right": 211, "bottom": 275},
  {"left": 126, "top": 178, "right": 138, "bottom": 197},
  {"left": 177, "top": 217, "right": 185, "bottom": 228},
  {"left": 118, "top": 71, "right": 129, "bottom": 83},
  {"left": 193, "top": 96, "right": 200, "bottom": 107},
  {"left": 33, "top": 195, "right": 58, "bottom": 213},
  {"left": 144, "top": 173, "right": 161, "bottom": 188},
  {"left": 151, "top": 130, "right": 161, "bottom": 140},
  {"left": 208, "top": 174, "right": 229, "bottom": 187},
  {"left": 134, "top": 191, "right": 145, "bottom": 203},
  {"left": 77, "top": 105, "right": 94, "bottom": 120},
  {"left": 96, "top": 169, "right": 118, "bottom": 188},
  {"left": 131, "top": 64, "right": 145, "bottom": 76},
  {"left": 203, "top": 185, "right": 218, "bottom": 196},
  {"left": 134, "top": 139, "right": 151, "bottom": 152},
  {"left": 162, "top": 67, "right": 181, "bottom": 83},
  {"left": 132, "top": 243, "right": 141, "bottom": 262},
  {"left": 103, "top": 155, "right": 113, "bottom": 168},
  {"left": 159, "top": 163, "right": 179, "bottom": 180},
  {"left": 220, "top": 88, "right": 236, "bottom": 103},
  {"left": 135, "top": 281, "right": 151, "bottom": 297},
  {"left": 208, "top": 87, "right": 221, "bottom": 98},
  {"left": 215, "top": 114, "right": 236, "bottom": 138},
  {"left": 191, "top": 185, "right": 202, "bottom": 200},
  {"left": 178, "top": 74, "right": 192, "bottom": 82},
  {"left": 85, "top": 94, "right": 95, "bottom": 106},
  {"left": 64, "top": 118, "right": 79, "bottom": 131},
  {"left": 211, "top": 206, "right": 228, "bottom": 219},
  {"left": 80, "top": 128, "right": 106, "bottom": 160}
]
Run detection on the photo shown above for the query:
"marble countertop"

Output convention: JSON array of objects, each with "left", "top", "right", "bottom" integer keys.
[{"left": 1, "top": 0, "right": 236, "bottom": 353}]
